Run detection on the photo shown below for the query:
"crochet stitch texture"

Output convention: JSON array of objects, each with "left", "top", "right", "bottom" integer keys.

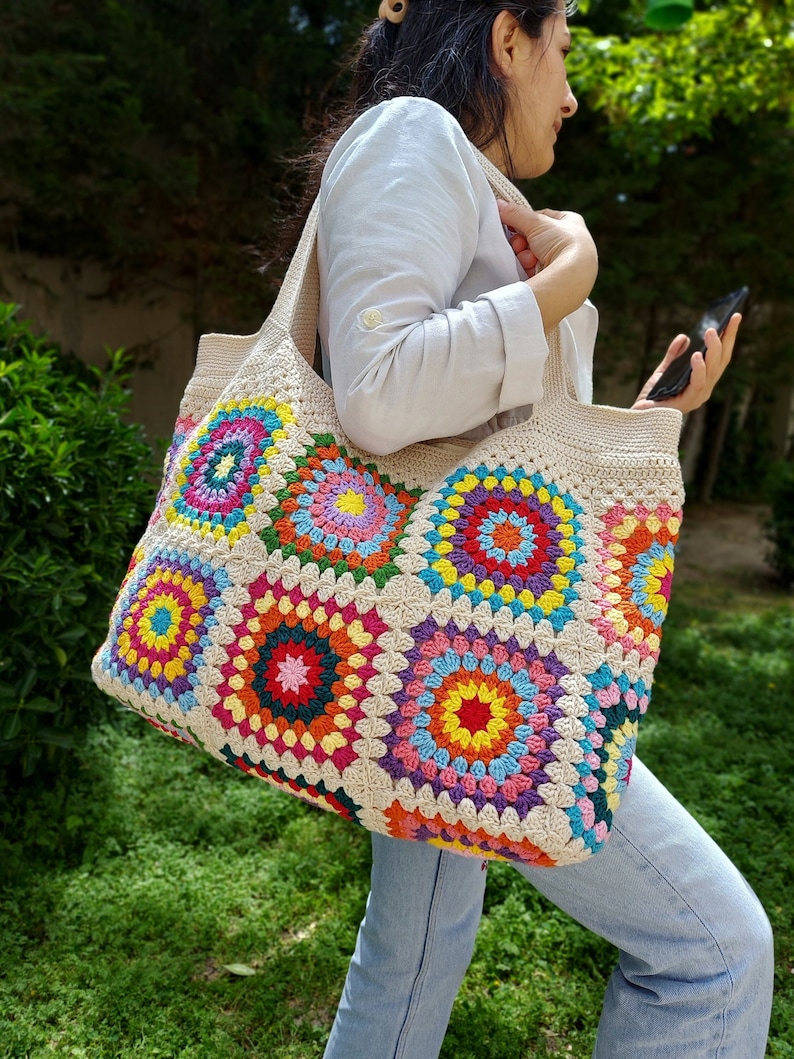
[{"left": 93, "top": 156, "right": 684, "bottom": 866}]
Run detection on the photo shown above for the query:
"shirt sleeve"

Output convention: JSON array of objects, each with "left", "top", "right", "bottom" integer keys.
[{"left": 318, "top": 97, "right": 549, "bottom": 456}]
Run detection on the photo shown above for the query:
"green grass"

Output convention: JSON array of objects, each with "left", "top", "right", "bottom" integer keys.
[{"left": 1, "top": 586, "right": 792, "bottom": 1058}]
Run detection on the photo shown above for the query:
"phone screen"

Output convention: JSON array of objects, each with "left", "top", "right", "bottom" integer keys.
[{"left": 646, "top": 286, "right": 749, "bottom": 401}]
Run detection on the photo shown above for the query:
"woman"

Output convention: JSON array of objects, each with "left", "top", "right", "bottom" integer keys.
[{"left": 313, "top": 3, "right": 773, "bottom": 1056}]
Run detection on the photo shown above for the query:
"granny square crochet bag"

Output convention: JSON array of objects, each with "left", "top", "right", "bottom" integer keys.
[{"left": 92, "top": 156, "right": 684, "bottom": 867}]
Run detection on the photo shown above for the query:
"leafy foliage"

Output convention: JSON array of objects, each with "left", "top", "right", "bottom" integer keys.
[
  {"left": 0, "top": 304, "right": 157, "bottom": 779},
  {"left": 571, "top": 0, "right": 794, "bottom": 157}
]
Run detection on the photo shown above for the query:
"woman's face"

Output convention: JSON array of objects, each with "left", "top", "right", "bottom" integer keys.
[{"left": 495, "top": 11, "right": 578, "bottom": 179}]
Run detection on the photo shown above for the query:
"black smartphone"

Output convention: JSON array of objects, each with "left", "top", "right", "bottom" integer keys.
[{"left": 646, "top": 286, "right": 749, "bottom": 401}]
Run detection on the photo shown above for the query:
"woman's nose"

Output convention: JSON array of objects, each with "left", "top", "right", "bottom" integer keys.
[{"left": 562, "top": 81, "right": 578, "bottom": 118}]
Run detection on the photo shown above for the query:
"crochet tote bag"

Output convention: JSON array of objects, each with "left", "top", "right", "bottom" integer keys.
[{"left": 92, "top": 157, "right": 684, "bottom": 867}]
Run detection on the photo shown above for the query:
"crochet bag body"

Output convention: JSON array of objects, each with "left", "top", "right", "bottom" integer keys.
[{"left": 92, "top": 160, "right": 684, "bottom": 867}]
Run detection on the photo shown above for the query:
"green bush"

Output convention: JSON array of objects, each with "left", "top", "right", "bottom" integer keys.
[
  {"left": 0, "top": 303, "right": 157, "bottom": 780},
  {"left": 765, "top": 460, "right": 794, "bottom": 587}
]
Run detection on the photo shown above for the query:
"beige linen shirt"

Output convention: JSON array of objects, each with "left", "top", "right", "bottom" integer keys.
[{"left": 318, "top": 96, "right": 597, "bottom": 456}]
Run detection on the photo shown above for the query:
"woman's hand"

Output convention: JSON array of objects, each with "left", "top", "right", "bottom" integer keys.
[
  {"left": 498, "top": 199, "right": 596, "bottom": 274},
  {"left": 632, "top": 314, "right": 740, "bottom": 413},
  {"left": 497, "top": 199, "right": 598, "bottom": 332}
]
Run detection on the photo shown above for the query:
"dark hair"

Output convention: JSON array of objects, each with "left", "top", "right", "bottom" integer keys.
[
  {"left": 274, "top": 1, "right": 573, "bottom": 262},
  {"left": 353, "top": 0, "right": 574, "bottom": 172}
]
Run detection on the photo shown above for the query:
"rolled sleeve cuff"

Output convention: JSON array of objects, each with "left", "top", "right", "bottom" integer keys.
[{"left": 480, "top": 282, "right": 550, "bottom": 413}]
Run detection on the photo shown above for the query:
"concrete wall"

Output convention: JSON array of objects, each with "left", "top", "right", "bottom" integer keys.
[{"left": 0, "top": 249, "right": 198, "bottom": 443}]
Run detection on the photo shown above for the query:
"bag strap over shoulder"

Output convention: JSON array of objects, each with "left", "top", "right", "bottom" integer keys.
[
  {"left": 268, "top": 196, "right": 322, "bottom": 367},
  {"left": 183, "top": 198, "right": 322, "bottom": 421}
]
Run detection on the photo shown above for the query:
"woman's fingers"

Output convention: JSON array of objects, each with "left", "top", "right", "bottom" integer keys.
[
  {"left": 631, "top": 335, "right": 688, "bottom": 407},
  {"left": 507, "top": 232, "right": 539, "bottom": 274},
  {"left": 704, "top": 313, "right": 739, "bottom": 380},
  {"left": 660, "top": 333, "right": 690, "bottom": 369},
  {"left": 497, "top": 199, "right": 596, "bottom": 271},
  {"left": 497, "top": 199, "right": 535, "bottom": 229},
  {"left": 498, "top": 199, "right": 578, "bottom": 236},
  {"left": 633, "top": 315, "right": 741, "bottom": 413},
  {"left": 692, "top": 314, "right": 738, "bottom": 399}
]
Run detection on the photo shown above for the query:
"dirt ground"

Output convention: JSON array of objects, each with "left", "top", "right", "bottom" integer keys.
[{"left": 673, "top": 502, "right": 778, "bottom": 591}]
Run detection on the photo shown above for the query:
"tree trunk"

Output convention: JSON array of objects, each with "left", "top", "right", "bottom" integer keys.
[
  {"left": 679, "top": 406, "right": 706, "bottom": 486},
  {"left": 700, "top": 389, "right": 735, "bottom": 504}
]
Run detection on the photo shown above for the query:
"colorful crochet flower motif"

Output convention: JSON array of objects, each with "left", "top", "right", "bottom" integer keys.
[
  {"left": 118, "top": 545, "right": 146, "bottom": 597},
  {"left": 379, "top": 617, "right": 570, "bottom": 819},
  {"left": 384, "top": 803, "right": 556, "bottom": 865},
  {"left": 261, "top": 435, "right": 422, "bottom": 587},
  {"left": 592, "top": 503, "right": 682, "bottom": 659},
  {"left": 219, "top": 746, "right": 363, "bottom": 824},
  {"left": 149, "top": 414, "right": 201, "bottom": 529},
  {"left": 213, "top": 573, "right": 387, "bottom": 771},
  {"left": 575, "top": 664, "right": 650, "bottom": 839},
  {"left": 101, "top": 547, "right": 230, "bottom": 712},
  {"left": 166, "top": 397, "right": 295, "bottom": 544},
  {"left": 420, "top": 465, "right": 584, "bottom": 626}
]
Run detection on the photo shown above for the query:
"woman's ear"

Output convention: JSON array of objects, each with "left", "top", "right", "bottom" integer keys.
[{"left": 490, "top": 10, "right": 522, "bottom": 77}]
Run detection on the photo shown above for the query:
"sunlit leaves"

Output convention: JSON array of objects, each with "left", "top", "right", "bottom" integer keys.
[
  {"left": 570, "top": 0, "right": 794, "bottom": 155},
  {"left": 0, "top": 305, "right": 157, "bottom": 777}
]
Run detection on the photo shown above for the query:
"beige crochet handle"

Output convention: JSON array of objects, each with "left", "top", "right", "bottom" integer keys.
[
  {"left": 265, "top": 152, "right": 575, "bottom": 406},
  {"left": 268, "top": 195, "right": 323, "bottom": 367}
]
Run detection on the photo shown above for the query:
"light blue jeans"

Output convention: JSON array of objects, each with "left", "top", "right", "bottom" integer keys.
[{"left": 323, "top": 759, "right": 773, "bottom": 1059}]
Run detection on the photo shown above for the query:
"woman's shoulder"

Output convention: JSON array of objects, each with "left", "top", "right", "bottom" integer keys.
[
  {"left": 347, "top": 95, "right": 469, "bottom": 140},
  {"left": 322, "top": 96, "right": 483, "bottom": 190}
]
